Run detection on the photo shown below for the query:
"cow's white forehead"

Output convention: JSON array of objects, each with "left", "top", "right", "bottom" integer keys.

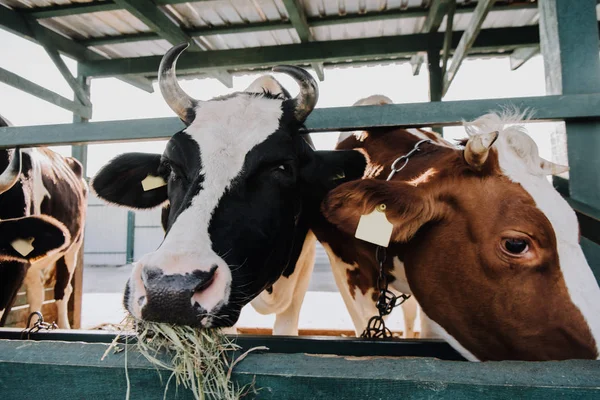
[{"left": 466, "top": 110, "right": 600, "bottom": 357}]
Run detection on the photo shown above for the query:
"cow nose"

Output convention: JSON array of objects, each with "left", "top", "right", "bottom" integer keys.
[{"left": 138, "top": 265, "right": 219, "bottom": 326}]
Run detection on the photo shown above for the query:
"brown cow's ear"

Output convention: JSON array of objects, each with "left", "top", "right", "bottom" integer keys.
[{"left": 321, "top": 179, "right": 437, "bottom": 243}]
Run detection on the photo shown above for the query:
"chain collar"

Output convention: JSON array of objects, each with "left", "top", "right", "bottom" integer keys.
[{"left": 361, "top": 138, "right": 432, "bottom": 339}]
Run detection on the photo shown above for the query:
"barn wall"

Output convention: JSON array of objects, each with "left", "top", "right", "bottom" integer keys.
[{"left": 83, "top": 192, "right": 163, "bottom": 266}]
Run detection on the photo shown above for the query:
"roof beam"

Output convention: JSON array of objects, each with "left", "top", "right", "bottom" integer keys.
[
  {"left": 112, "top": 0, "right": 233, "bottom": 87},
  {"left": 281, "top": 0, "right": 324, "bottom": 81},
  {"left": 410, "top": 0, "right": 455, "bottom": 76},
  {"left": 79, "top": 25, "right": 541, "bottom": 78},
  {"left": 75, "top": 3, "right": 537, "bottom": 48},
  {"left": 442, "top": 0, "right": 496, "bottom": 96},
  {"left": 23, "top": 2, "right": 120, "bottom": 19},
  {"left": 441, "top": 0, "right": 456, "bottom": 78},
  {"left": 510, "top": 45, "right": 540, "bottom": 70},
  {"left": 0, "top": 4, "right": 154, "bottom": 93},
  {"left": 0, "top": 66, "right": 92, "bottom": 118}
]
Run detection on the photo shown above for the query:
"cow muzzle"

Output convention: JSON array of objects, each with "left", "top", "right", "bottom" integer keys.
[{"left": 124, "top": 255, "right": 232, "bottom": 327}]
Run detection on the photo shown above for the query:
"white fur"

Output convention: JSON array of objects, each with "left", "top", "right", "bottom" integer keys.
[
  {"left": 133, "top": 93, "right": 285, "bottom": 317},
  {"left": 465, "top": 111, "right": 600, "bottom": 358}
]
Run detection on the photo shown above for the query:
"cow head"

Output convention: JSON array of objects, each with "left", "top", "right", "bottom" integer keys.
[
  {"left": 323, "top": 110, "right": 600, "bottom": 360},
  {"left": 91, "top": 44, "right": 365, "bottom": 327},
  {"left": 0, "top": 215, "right": 70, "bottom": 323}
]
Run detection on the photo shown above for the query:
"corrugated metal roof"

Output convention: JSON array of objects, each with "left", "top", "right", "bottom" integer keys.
[{"left": 0, "top": 0, "right": 561, "bottom": 74}]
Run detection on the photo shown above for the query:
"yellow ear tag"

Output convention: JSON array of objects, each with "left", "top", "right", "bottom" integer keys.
[
  {"left": 141, "top": 174, "right": 167, "bottom": 191},
  {"left": 355, "top": 204, "right": 393, "bottom": 247},
  {"left": 11, "top": 237, "right": 35, "bottom": 257}
]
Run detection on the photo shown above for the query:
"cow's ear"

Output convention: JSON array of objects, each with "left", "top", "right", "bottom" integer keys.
[
  {"left": 91, "top": 153, "right": 167, "bottom": 209},
  {"left": 321, "top": 179, "right": 438, "bottom": 243},
  {"left": 299, "top": 150, "right": 366, "bottom": 196},
  {"left": 0, "top": 216, "right": 70, "bottom": 262}
]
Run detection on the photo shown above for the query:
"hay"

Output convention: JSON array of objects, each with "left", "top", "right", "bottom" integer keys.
[{"left": 103, "top": 317, "right": 266, "bottom": 400}]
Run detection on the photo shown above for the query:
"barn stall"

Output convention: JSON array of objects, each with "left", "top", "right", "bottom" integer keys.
[{"left": 0, "top": 0, "right": 599, "bottom": 398}]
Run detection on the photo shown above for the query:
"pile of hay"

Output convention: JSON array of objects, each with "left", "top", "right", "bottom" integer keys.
[{"left": 106, "top": 319, "right": 265, "bottom": 400}]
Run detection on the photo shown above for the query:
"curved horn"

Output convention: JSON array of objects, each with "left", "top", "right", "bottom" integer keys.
[
  {"left": 464, "top": 131, "right": 498, "bottom": 170},
  {"left": 0, "top": 148, "right": 21, "bottom": 195},
  {"left": 540, "top": 158, "right": 569, "bottom": 175},
  {"left": 272, "top": 65, "right": 319, "bottom": 122},
  {"left": 158, "top": 43, "right": 198, "bottom": 125}
]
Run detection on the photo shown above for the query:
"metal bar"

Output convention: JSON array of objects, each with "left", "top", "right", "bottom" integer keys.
[
  {"left": 1, "top": 93, "right": 600, "bottom": 147},
  {"left": 76, "top": 3, "right": 538, "bottom": 47},
  {"left": 0, "top": 67, "right": 92, "bottom": 118},
  {"left": 79, "top": 25, "right": 540, "bottom": 77},
  {"left": 510, "top": 46, "right": 540, "bottom": 70},
  {"left": 442, "top": 0, "right": 496, "bottom": 95},
  {"left": 410, "top": 0, "right": 454, "bottom": 75},
  {"left": 427, "top": 48, "right": 443, "bottom": 136},
  {"left": 23, "top": 1, "right": 120, "bottom": 18},
  {"left": 29, "top": 23, "right": 92, "bottom": 107},
  {"left": 0, "top": 5, "right": 154, "bottom": 94},
  {"left": 126, "top": 211, "right": 135, "bottom": 263},
  {"left": 441, "top": 0, "right": 457, "bottom": 77}
]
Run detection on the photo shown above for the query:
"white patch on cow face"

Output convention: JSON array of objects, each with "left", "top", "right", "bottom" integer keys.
[
  {"left": 132, "top": 94, "right": 284, "bottom": 317},
  {"left": 467, "top": 113, "right": 600, "bottom": 358}
]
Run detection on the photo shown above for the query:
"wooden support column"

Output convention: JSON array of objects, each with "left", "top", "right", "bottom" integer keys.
[
  {"left": 539, "top": 0, "right": 600, "bottom": 278},
  {"left": 427, "top": 48, "right": 443, "bottom": 136},
  {"left": 67, "top": 72, "right": 90, "bottom": 328}
]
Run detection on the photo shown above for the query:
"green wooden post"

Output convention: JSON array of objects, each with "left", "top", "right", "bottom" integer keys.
[
  {"left": 427, "top": 48, "right": 443, "bottom": 136},
  {"left": 126, "top": 211, "right": 136, "bottom": 263},
  {"left": 539, "top": 0, "right": 600, "bottom": 278}
]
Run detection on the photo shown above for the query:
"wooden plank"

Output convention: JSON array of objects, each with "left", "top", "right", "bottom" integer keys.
[
  {"left": 443, "top": 0, "right": 496, "bottom": 95},
  {"left": 4, "top": 302, "right": 57, "bottom": 328},
  {"left": 3, "top": 93, "right": 600, "bottom": 147},
  {"left": 410, "top": 0, "right": 454, "bottom": 75},
  {"left": 427, "top": 48, "right": 443, "bottom": 136},
  {"left": 0, "top": 67, "right": 92, "bottom": 118},
  {"left": 79, "top": 25, "right": 541, "bottom": 77},
  {"left": 0, "top": 340, "right": 599, "bottom": 399},
  {"left": 13, "top": 288, "right": 54, "bottom": 308},
  {"left": 23, "top": 1, "right": 120, "bottom": 18},
  {"left": 510, "top": 45, "right": 540, "bottom": 70}
]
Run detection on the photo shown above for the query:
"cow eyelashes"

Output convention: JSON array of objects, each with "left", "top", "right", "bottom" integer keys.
[{"left": 160, "top": 160, "right": 187, "bottom": 184}]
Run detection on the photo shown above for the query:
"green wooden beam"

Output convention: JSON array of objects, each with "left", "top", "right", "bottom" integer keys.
[
  {"left": 126, "top": 211, "right": 136, "bottom": 263},
  {"left": 79, "top": 25, "right": 540, "bottom": 77},
  {"left": 23, "top": 1, "right": 120, "bottom": 19},
  {"left": 1, "top": 93, "right": 600, "bottom": 148},
  {"left": 0, "top": 4, "right": 154, "bottom": 93},
  {"left": 0, "top": 340, "right": 599, "bottom": 399},
  {"left": 0, "top": 66, "right": 92, "bottom": 118},
  {"left": 510, "top": 45, "right": 540, "bottom": 70},
  {"left": 442, "top": 0, "right": 497, "bottom": 95},
  {"left": 410, "top": 0, "right": 454, "bottom": 75},
  {"left": 441, "top": 0, "right": 457, "bottom": 78},
  {"left": 76, "top": 3, "right": 537, "bottom": 47}
]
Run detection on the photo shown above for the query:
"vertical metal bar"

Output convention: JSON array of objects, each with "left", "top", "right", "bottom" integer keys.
[
  {"left": 67, "top": 70, "right": 90, "bottom": 328},
  {"left": 539, "top": 0, "right": 600, "bottom": 278},
  {"left": 427, "top": 48, "right": 443, "bottom": 136},
  {"left": 126, "top": 211, "right": 136, "bottom": 264}
]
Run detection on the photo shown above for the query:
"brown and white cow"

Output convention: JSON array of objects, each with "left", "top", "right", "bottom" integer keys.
[
  {"left": 319, "top": 100, "right": 600, "bottom": 360},
  {"left": 0, "top": 114, "right": 88, "bottom": 329}
]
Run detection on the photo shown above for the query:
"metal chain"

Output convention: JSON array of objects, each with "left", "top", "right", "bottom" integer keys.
[
  {"left": 20, "top": 311, "right": 58, "bottom": 340},
  {"left": 361, "top": 139, "right": 431, "bottom": 339}
]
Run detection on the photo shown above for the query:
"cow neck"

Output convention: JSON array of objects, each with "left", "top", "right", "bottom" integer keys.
[{"left": 361, "top": 138, "right": 432, "bottom": 339}]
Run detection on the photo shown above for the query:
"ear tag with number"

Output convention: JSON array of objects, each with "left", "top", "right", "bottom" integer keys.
[
  {"left": 11, "top": 237, "right": 35, "bottom": 257},
  {"left": 141, "top": 174, "right": 167, "bottom": 191},
  {"left": 355, "top": 204, "right": 393, "bottom": 247}
]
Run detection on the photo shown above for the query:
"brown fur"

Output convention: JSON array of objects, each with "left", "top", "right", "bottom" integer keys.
[{"left": 317, "top": 127, "right": 597, "bottom": 361}]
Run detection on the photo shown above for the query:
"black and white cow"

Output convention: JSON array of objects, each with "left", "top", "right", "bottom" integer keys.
[
  {"left": 92, "top": 44, "right": 365, "bottom": 328},
  {"left": 0, "top": 114, "right": 87, "bottom": 328}
]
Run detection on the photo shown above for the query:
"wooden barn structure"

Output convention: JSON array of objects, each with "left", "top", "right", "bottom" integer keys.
[{"left": 0, "top": 0, "right": 599, "bottom": 397}]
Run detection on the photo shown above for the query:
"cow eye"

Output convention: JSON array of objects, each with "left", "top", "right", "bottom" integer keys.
[
  {"left": 503, "top": 238, "right": 529, "bottom": 254},
  {"left": 273, "top": 163, "right": 293, "bottom": 175}
]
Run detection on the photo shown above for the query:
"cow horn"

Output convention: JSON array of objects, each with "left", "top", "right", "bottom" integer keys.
[
  {"left": 272, "top": 65, "right": 319, "bottom": 122},
  {"left": 464, "top": 131, "right": 499, "bottom": 170},
  {"left": 0, "top": 148, "right": 21, "bottom": 195},
  {"left": 540, "top": 158, "right": 569, "bottom": 175},
  {"left": 159, "top": 43, "right": 198, "bottom": 125}
]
